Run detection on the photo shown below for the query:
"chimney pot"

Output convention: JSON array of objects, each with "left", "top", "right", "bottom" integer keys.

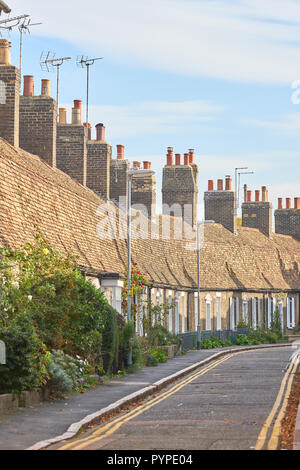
[
  {"left": 184, "top": 153, "right": 189, "bottom": 166},
  {"left": 188, "top": 149, "right": 195, "bottom": 164},
  {"left": 217, "top": 179, "right": 223, "bottom": 191},
  {"left": 117, "top": 145, "right": 125, "bottom": 160},
  {"left": 295, "top": 198, "right": 300, "bottom": 210},
  {"left": 0, "top": 39, "right": 11, "bottom": 65},
  {"left": 255, "top": 190, "right": 260, "bottom": 202},
  {"left": 83, "top": 122, "right": 92, "bottom": 140},
  {"left": 175, "top": 154, "right": 181, "bottom": 166},
  {"left": 41, "top": 79, "right": 50, "bottom": 97},
  {"left": 247, "top": 190, "right": 252, "bottom": 202},
  {"left": 208, "top": 180, "right": 214, "bottom": 191},
  {"left": 95, "top": 123, "right": 106, "bottom": 141},
  {"left": 73, "top": 100, "right": 82, "bottom": 110},
  {"left": 286, "top": 198, "right": 292, "bottom": 209},
  {"left": 143, "top": 161, "right": 151, "bottom": 170},
  {"left": 23, "top": 75, "right": 34, "bottom": 97},
  {"left": 278, "top": 198, "right": 283, "bottom": 210},
  {"left": 262, "top": 186, "right": 268, "bottom": 202},
  {"left": 133, "top": 161, "right": 141, "bottom": 169},
  {"left": 225, "top": 176, "right": 232, "bottom": 191},
  {"left": 59, "top": 108, "right": 67, "bottom": 124},
  {"left": 166, "top": 147, "right": 174, "bottom": 166}
]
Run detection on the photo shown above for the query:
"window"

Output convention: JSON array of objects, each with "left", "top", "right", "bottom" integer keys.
[
  {"left": 230, "top": 297, "right": 239, "bottom": 330},
  {"left": 205, "top": 295, "right": 212, "bottom": 331},
  {"left": 242, "top": 297, "right": 249, "bottom": 323},
  {"left": 287, "top": 297, "right": 296, "bottom": 329},
  {"left": 216, "top": 294, "right": 222, "bottom": 331},
  {"left": 181, "top": 293, "right": 185, "bottom": 333},
  {"left": 251, "top": 298, "right": 260, "bottom": 330},
  {"left": 278, "top": 301, "right": 284, "bottom": 331},
  {"left": 175, "top": 292, "right": 179, "bottom": 334},
  {"left": 168, "top": 291, "right": 173, "bottom": 333},
  {"left": 268, "top": 297, "right": 276, "bottom": 329}
]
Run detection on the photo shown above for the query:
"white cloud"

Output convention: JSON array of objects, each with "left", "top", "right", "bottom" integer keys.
[
  {"left": 62, "top": 99, "right": 223, "bottom": 138},
  {"left": 251, "top": 113, "right": 300, "bottom": 135},
  {"left": 10, "top": 0, "right": 300, "bottom": 84}
]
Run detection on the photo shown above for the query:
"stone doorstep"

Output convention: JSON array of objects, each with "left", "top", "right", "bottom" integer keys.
[{"left": 0, "top": 387, "right": 51, "bottom": 414}]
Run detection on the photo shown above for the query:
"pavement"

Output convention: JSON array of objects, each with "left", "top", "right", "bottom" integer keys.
[{"left": 0, "top": 343, "right": 296, "bottom": 450}]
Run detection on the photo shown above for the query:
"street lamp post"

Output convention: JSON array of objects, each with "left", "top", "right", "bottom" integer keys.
[
  {"left": 197, "top": 220, "right": 214, "bottom": 350},
  {"left": 127, "top": 168, "right": 155, "bottom": 368}
]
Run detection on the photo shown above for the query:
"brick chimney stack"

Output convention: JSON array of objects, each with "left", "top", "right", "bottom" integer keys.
[
  {"left": 57, "top": 99, "right": 87, "bottom": 185},
  {"left": 132, "top": 160, "right": 156, "bottom": 218},
  {"left": 275, "top": 195, "right": 300, "bottom": 241},
  {"left": 242, "top": 185, "right": 272, "bottom": 237},
  {"left": 162, "top": 146, "right": 198, "bottom": 227},
  {"left": 110, "top": 145, "right": 129, "bottom": 206},
  {"left": 204, "top": 177, "right": 236, "bottom": 234},
  {"left": 85, "top": 122, "right": 111, "bottom": 199},
  {"left": 20, "top": 74, "right": 57, "bottom": 167},
  {"left": 0, "top": 39, "right": 20, "bottom": 147}
]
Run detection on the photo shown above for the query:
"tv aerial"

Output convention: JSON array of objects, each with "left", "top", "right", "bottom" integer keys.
[
  {"left": 40, "top": 51, "right": 72, "bottom": 117},
  {"left": 0, "top": 14, "right": 41, "bottom": 80},
  {"left": 77, "top": 55, "right": 103, "bottom": 126}
]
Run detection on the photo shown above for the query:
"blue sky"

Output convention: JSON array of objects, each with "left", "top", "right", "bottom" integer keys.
[{"left": 4, "top": 0, "right": 300, "bottom": 219}]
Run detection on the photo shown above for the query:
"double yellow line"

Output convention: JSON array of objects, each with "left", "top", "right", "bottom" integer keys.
[
  {"left": 255, "top": 352, "right": 300, "bottom": 450},
  {"left": 59, "top": 352, "right": 241, "bottom": 451},
  {"left": 58, "top": 348, "right": 299, "bottom": 451}
]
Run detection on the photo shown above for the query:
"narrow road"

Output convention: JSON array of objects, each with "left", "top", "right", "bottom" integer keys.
[{"left": 52, "top": 347, "right": 299, "bottom": 451}]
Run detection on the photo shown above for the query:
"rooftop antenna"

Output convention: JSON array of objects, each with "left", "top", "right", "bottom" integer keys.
[
  {"left": 77, "top": 55, "right": 103, "bottom": 127},
  {"left": 238, "top": 170, "right": 254, "bottom": 211},
  {"left": 40, "top": 52, "right": 72, "bottom": 119},
  {"left": 234, "top": 167, "right": 248, "bottom": 217},
  {"left": 18, "top": 18, "right": 42, "bottom": 79},
  {"left": 0, "top": 14, "right": 41, "bottom": 89}
]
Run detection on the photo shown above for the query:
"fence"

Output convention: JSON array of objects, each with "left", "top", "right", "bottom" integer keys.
[{"left": 178, "top": 329, "right": 249, "bottom": 352}]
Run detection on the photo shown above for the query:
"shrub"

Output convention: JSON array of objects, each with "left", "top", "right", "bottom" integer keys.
[
  {"left": 235, "top": 334, "right": 250, "bottom": 346},
  {"left": 47, "top": 350, "right": 93, "bottom": 396},
  {"left": 146, "top": 324, "right": 181, "bottom": 347},
  {"left": 151, "top": 349, "right": 167, "bottom": 364},
  {"left": 0, "top": 314, "right": 50, "bottom": 395}
]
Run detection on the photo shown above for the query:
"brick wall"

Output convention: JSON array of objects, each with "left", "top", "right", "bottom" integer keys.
[
  {"left": 162, "top": 164, "right": 198, "bottom": 227},
  {"left": 87, "top": 141, "right": 111, "bottom": 199},
  {"left": 110, "top": 159, "right": 129, "bottom": 208},
  {"left": 56, "top": 124, "right": 87, "bottom": 186},
  {"left": 242, "top": 202, "right": 272, "bottom": 237},
  {"left": 0, "top": 65, "right": 20, "bottom": 147},
  {"left": 275, "top": 209, "right": 300, "bottom": 242},
  {"left": 19, "top": 95, "right": 57, "bottom": 167},
  {"left": 204, "top": 189, "right": 236, "bottom": 234},
  {"left": 132, "top": 174, "right": 156, "bottom": 218}
]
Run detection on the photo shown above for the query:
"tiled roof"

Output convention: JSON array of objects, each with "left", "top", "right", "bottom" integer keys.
[{"left": 1, "top": 138, "right": 300, "bottom": 292}]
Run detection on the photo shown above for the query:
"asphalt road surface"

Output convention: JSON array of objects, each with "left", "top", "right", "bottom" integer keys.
[{"left": 52, "top": 347, "right": 299, "bottom": 451}]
